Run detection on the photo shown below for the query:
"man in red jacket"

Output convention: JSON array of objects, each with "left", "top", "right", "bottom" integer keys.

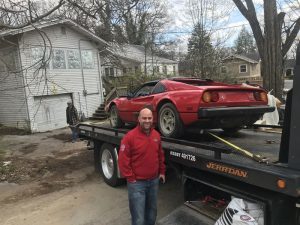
[{"left": 118, "top": 107, "right": 166, "bottom": 225}]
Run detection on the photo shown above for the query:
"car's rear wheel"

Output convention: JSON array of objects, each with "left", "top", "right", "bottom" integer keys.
[
  {"left": 109, "top": 105, "right": 124, "bottom": 128},
  {"left": 158, "top": 103, "right": 184, "bottom": 138}
]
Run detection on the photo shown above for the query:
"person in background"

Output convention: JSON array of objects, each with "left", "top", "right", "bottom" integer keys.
[
  {"left": 118, "top": 107, "right": 166, "bottom": 225},
  {"left": 66, "top": 101, "right": 79, "bottom": 142}
]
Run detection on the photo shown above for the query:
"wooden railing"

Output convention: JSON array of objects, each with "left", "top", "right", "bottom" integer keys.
[{"left": 105, "top": 86, "right": 127, "bottom": 105}]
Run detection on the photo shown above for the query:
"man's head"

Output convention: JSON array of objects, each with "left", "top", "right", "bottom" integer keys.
[
  {"left": 67, "top": 101, "right": 72, "bottom": 107},
  {"left": 138, "top": 108, "right": 153, "bottom": 133}
]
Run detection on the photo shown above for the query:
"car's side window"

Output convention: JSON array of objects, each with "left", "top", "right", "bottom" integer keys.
[
  {"left": 151, "top": 82, "right": 166, "bottom": 94},
  {"left": 134, "top": 85, "right": 154, "bottom": 97}
]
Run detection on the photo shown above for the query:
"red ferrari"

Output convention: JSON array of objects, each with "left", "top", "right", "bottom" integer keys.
[{"left": 105, "top": 78, "right": 274, "bottom": 138}]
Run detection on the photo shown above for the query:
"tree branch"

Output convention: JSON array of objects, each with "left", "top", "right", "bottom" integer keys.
[
  {"left": 232, "top": 0, "right": 264, "bottom": 56},
  {"left": 282, "top": 17, "right": 300, "bottom": 57},
  {"left": 65, "top": 0, "right": 97, "bottom": 19},
  {"left": 0, "top": 0, "right": 66, "bottom": 29}
]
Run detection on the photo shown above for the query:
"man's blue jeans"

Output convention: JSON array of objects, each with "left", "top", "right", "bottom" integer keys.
[
  {"left": 69, "top": 126, "right": 78, "bottom": 142},
  {"left": 127, "top": 178, "right": 159, "bottom": 225}
]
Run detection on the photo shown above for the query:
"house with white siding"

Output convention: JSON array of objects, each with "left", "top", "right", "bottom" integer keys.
[
  {"left": 0, "top": 19, "right": 107, "bottom": 132},
  {"left": 103, "top": 44, "right": 178, "bottom": 77}
]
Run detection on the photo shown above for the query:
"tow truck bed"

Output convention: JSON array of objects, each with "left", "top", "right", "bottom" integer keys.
[{"left": 79, "top": 121, "right": 300, "bottom": 198}]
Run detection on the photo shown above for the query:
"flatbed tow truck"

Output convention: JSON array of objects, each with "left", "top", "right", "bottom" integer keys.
[{"left": 78, "top": 49, "right": 300, "bottom": 225}]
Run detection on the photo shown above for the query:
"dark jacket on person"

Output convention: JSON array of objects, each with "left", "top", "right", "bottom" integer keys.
[{"left": 66, "top": 105, "right": 79, "bottom": 126}]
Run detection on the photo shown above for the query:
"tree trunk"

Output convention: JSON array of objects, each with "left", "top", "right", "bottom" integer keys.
[{"left": 262, "top": 0, "right": 283, "bottom": 99}]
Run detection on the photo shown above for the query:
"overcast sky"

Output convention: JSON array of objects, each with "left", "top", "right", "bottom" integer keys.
[{"left": 165, "top": 0, "right": 300, "bottom": 53}]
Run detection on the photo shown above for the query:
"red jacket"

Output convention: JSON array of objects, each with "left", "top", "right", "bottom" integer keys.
[{"left": 118, "top": 126, "right": 165, "bottom": 182}]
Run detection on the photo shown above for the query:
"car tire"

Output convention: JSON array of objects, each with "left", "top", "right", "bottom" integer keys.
[
  {"left": 222, "top": 127, "right": 241, "bottom": 134},
  {"left": 158, "top": 103, "right": 184, "bottom": 138},
  {"left": 94, "top": 143, "right": 124, "bottom": 187},
  {"left": 109, "top": 105, "right": 124, "bottom": 128}
]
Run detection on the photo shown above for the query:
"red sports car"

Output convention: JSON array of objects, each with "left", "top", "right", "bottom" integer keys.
[{"left": 105, "top": 78, "right": 274, "bottom": 138}]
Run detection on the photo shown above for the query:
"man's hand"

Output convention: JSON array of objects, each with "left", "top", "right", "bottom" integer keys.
[{"left": 159, "top": 174, "right": 165, "bottom": 184}]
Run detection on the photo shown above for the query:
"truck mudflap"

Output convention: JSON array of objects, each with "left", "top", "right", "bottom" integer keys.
[{"left": 157, "top": 204, "right": 215, "bottom": 225}]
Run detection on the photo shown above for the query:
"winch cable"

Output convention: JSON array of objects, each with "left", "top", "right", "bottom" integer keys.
[{"left": 208, "top": 132, "right": 269, "bottom": 164}]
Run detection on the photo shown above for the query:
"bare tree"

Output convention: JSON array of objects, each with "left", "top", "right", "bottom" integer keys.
[
  {"left": 233, "top": 0, "right": 300, "bottom": 99},
  {"left": 184, "top": 0, "right": 233, "bottom": 79}
]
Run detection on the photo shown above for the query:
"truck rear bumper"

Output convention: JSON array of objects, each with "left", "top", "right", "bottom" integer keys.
[{"left": 198, "top": 106, "right": 275, "bottom": 118}]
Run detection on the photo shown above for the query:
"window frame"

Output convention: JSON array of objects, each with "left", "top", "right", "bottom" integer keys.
[
  {"left": 221, "top": 66, "right": 227, "bottom": 73},
  {"left": 239, "top": 64, "right": 247, "bottom": 73}
]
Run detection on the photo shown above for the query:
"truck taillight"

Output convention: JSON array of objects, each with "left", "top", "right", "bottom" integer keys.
[
  {"left": 202, "top": 91, "right": 219, "bottom": 103},
  {"left": 254, "top": 91, "right": 268, "bottom": 102}
]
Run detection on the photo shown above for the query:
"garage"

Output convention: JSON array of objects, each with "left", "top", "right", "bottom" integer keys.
[{"left": 33, "top": 94, "right": 72, "bottom": 132}]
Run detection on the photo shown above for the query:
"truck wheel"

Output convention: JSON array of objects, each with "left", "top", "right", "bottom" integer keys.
[
  {"left": 109, "top": 105, "right": 124, "bottom": 128},
  {"left": 158, "top": 103, "right": 184, "bottom": 138},
  {"left": 94, "top": 143, "right": 124, "bottom": 187}
]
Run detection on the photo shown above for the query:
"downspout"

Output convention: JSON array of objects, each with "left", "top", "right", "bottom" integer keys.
[
  {"left": 78, "top": 39, "right": 89, "bottom": 117},
  {"left": 96, "top": 50, "right": 104, "bottom": 104},
  {"left": 16, "top": 36, "right": 31, "bottom": 132}
]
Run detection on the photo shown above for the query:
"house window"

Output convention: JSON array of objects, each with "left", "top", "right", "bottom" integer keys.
[
  {"left": 104, "top": 67, "right": 114, "bottom": 76},
  {"left": 52, "top": 49, "right": 66, "bottom": 69},
  {"left": 105, "top": 68, "right": 109, "bottom": 76},
  {"left": 109, "top": 67, "right": 114, "bottom": 76},
  {"left": 31, "top": 47, "right": 50, "bottom": 68},
  {"left": 163, "top": 65, "right": 167, "bottom": 74},
  {"left": 135, "top": 66, "right": 139, "bottom": 73},
  {"left": 286, "top": 68, "right": 294, "bottom": 76},
  {"left": 81, "top": 50, "right": 94, "bottom": 69},
  {"left": 173, "top": 66, "right": 176, "bottom": 75},
  {"left": 67, "top": 50, "right": 80, "bottom": 69},
  {"left": 153, "top": 66, "right": 159, "bottom": 73},
  {"left": 123, "top": 68, "right": 127, "bottom": 74},
  {"left": 221, "top": 66, "right": 227, "bottom": 73},
  {"left": 239, "top": 64, "right": 247, "bottom": 73}
]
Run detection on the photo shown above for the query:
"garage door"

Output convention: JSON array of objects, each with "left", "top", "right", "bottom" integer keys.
[{"left": 33, "top": 94, "right": 71, "bottom": 132}]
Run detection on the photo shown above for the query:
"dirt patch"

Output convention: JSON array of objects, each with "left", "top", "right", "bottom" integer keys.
[
  {"left": 0, "top": 125, "right": 30, "bottom": 136},
  {"left": 48, "top": 133, "right": 71, "bottom": 142},
  {"left": 0, "top": 144, "right": 96, "bottom": 204},
  {"left": 19, "top": 143, "right": 39, "bottom": 154},
  {"left": 1, "top": 149, "right": 93, "bottom": 183}
]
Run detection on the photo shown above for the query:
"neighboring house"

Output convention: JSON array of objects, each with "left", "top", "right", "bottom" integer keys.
[
  {"left": 221, "top": 52, "right": 262, "bottom": 84},
  {"left": 103, "top": 44, "right": 178, "bottom": 77},
  {"left": 0, "top": 19, "right": 107, "bottom": 132},
  {"left": 284, "top": 58, "right": 295, "bottom": 77}
]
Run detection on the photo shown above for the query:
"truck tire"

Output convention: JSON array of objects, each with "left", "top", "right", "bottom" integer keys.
[
  {"left": 94, "top": 143, "right": 124, "bottom": 187},
  {"left": 158, "top": 103, "right": 184, "bottom": 138},
  {"left": 109, "top": 105, "right": 124, "bottom": 128}
]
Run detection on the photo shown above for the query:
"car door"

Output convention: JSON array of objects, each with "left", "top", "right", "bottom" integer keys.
[{"left": 129, "top": 84, "right": 155, "bottom": 122}]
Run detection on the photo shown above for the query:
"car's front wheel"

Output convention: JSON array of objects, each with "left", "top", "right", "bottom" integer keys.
[
  {"left": 158, "top": 103, "right": 184, "bottom": 138},
  {"left": 109, "top": 105, "right": 124, "bottom": 128}
]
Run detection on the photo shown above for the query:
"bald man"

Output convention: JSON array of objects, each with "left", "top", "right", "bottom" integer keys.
[{"left": 118, "top": 108, "right": 166, "bottom": 225}]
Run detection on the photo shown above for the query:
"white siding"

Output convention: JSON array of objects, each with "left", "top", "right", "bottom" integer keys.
[
  {"left": 18, "top": 25, "right": 103, "bottom": 132},
  {"left": 0, "top": 47, "right": 29, "bottom": 129}
]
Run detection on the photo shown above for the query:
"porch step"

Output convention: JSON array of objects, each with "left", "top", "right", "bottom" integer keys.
[{"left": 89, "top": 104, "right": 108, "bottom": 120}]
